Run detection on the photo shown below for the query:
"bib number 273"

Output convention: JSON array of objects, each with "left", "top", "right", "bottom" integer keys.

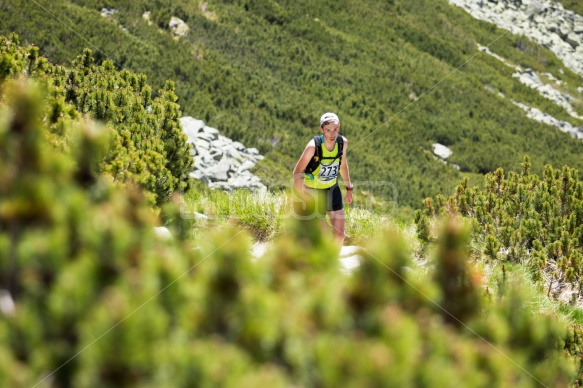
[{"left": 319, "top": 164, "right": 339, "bottom": 180}]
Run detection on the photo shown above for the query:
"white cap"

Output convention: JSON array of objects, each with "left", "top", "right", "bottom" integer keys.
[{"left": 320, "top": 112, "right": 340, "bottom": 126}]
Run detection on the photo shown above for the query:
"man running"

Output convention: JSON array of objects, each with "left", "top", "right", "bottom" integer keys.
[{"left": 293, "top": 112, "right": 353, "bottom": 245}]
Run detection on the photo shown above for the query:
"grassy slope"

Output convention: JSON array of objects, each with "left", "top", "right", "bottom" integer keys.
[
  {"left": 560, "top": 0, "right": 583, "bottom": 15},
  {"left": 2, "top": 0, "right": 583, "bottom": 211},
  {"left": 182, "top": 188, "right": 583, "bottom": 335}
]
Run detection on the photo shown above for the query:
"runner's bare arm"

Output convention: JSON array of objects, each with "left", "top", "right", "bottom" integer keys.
[
  {"left": 339, "top": 137, "right": 352, "bottom": 188},
  {"left": 293, "top": 140, "right": 316, "bottom": 192},
  {"left": 340, "top": 137, "right": 353, "bottom": 204}
]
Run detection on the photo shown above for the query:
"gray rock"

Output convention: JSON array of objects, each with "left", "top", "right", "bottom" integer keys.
[
  {"left": 449, "top": 0, "right": 583, "bottom": 77},
  {"left": 223, "top": 144, "right": 242, "bottom": 160},
  {"left": 432, "top": 143, "right": 453, "bottom": 159},
  {"left": 0, "top": 290, "right": 15, "bottom": 315},
  {"left": 154, "top": 226, "right": 173, "bottom": 240},
  {"left": 196, "top": 132, "right": 216, "bottom": 143},
  {"left": 512, "top": 100, "right": 583, "bottom": 138},
  {"left": 101, "top": 7, "right": 118, "bottom": 18},
  {"left": 199, "top": 128, "right": 215, "bottom": 140},
  {"left": 189, "top": 170, "right": 204, "bottom": 180},
  {"left": 180, "top": 117, "right": 205, "bottom": 143},
  {"left": 232, "top": 141, "right": 246, "bottom": 151},
  {"left": 566, "top": 32, "right": 581, "bottom": 48},
  {"left": 169, "top": 16, "right": 189, "bottom": 37},
  {"left": 472, "top": 7, "right": 583, "bottom": 139},
  {"left": 203, "top": 126, "right": 220, "bottom": 137},
  {"left": 206, "top": 159, "right": 231, "bottom": 181},
  {"left": 194, "top": 140, "right": 211, "bottom": 152},
  {"left": 196, "top": 148, "right": 213, "bottom": 162},
  {"left": 210, "top": 151, "right": 223, "bottom": 161},
  {"left": 180, "top": 116, "right": 266, "bottom": 191},
  {"left": 238, "top": 160, "right": 256, "bottom": 172}
]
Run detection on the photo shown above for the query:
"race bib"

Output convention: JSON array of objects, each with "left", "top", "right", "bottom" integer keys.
[{"left": 318, "top": 162, "right": 340, "bottom": 183}]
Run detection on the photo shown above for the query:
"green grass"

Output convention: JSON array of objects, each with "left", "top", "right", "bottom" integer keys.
[
  {"left": 560, "top": 0, "right": 583, "bottom": 16},
  {"left": 182, "top": 187, "right": 412, "bottom": 244},
  {"left": 470, "top": 245, "right": 583, "bottom": 327},
  {"left": 181, "top": 187, "right": 583, "bottom": 332},
  {"left": 182, "top": 188, "right": 289, "bottom": 241},
  {"left": 180, "top": 185, "right": 582, "bottom": 335}
]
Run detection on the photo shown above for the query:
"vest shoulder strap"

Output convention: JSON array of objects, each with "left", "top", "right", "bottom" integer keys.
[
  {"left": 320, "top": 136, "right": 344, "bottom": 160},
  {"left": 303, "top": 135, "right": 343, "bottom": 174}
]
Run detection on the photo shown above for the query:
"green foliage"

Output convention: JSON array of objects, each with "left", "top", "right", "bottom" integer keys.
[
  {"left": 560, "top": 0, "right": 583, "bottom": 16},
  {"left": 183, "top": 188, "right": 288, "bottom": 241},
  {"left": 3, "top": 0, "right": 583, "bottom": 211},
  {"left": 181, "top": 187, "right": 397, "bottom": 244},
  {"left": 419, "top": 156, "right": 583, "bottom": 295},
  {"left": 0, "top": 35, "right": 193, "bottom": 205},
  {"left": 433, "top": 217, "right": 481, "bottom": 326},
  {"left": 417, "top": 156, "right": 583, "bottom": 382},
  {"left": 245, "top": 0, "right": 290, "bottom": 26},
  {"left": 0, "top": 80, "right": 576, "bottom": 386}
]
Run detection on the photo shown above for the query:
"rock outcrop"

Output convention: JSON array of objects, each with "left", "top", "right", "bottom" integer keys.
[
  {"left": 180, "top": 116, "right": 266, "bottom": 192},
  {"left": 450, "top": 0, "right": 583, "bottom": 77},
  {"left": 512, "top": 101, "right": 583, "bottom": 139},
  {"left": 478, "top": 45, "right": 583, "bottom": 140},
  {"left": 478, "top": 44, "right": 583, "bottom": 139}
]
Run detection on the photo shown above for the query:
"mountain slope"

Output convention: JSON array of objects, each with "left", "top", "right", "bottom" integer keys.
[{"left": 2, "top": 0, "right": 583, "bottom": 210}]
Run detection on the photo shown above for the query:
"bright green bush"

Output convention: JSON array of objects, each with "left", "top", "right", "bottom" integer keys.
[
  {"left": 418, "top": 156, "right": 583, "bottom": 296},
  {"left": 0, "top": 34, "right": 193, "bottom": 205},
  {"left": 0, "top": 82, "right": 576, "bottom": 385},
  {"left": 416, "top": 156, "right": 583, "bottom": 384}
]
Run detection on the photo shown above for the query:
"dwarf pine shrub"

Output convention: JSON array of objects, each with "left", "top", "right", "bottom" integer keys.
[
  {"left": 0, "top": 79, "right": 576, "bottom": 386},
  {"left": 0, "top": 34, "right": 193, "bottom": 205},
  {"left": 417, "top": 156, "right": 583, "bottom": 298},
  {"left": 416, "top": 155, "right": 583, "bottom": 384}
]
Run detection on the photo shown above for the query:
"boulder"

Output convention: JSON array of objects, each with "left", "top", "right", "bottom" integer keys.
[
  {"left": 154, "top": 226, "right": 173, "bottom": 240},
  {"left": 566, "top": 32, "right": 581, "bottom": 49},
  {"left": 101, "top": 7, "right": 118, "bottom": 18},
  {"left": 142, "top": 11, "right": 152, "bottom": 23},
  {"left": 180, "top": 117, "right": 206, "bottom": 142},
  {"left": 169, "top": 16, "right": 189, "bottom": 37},
  {"left": 432, "top": 143, "right": 453, "bottom": 159},
  {"left": 452, "top": 0, "right": 583, "bottom": 135},
  {"left": 0, "top": 290, "right": 15, "bottom": 316},
  {"left": 512, "top": 100, "right": 583, "bottom": 138}
]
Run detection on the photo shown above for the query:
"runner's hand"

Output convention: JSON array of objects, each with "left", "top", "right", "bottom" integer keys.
[{"left": 345, "top": 190, "right": 353, "bottom": 205}]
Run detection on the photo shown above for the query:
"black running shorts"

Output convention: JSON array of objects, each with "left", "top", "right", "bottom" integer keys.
[{"left": 304, "top": 183, "right": 344, "bottom": 216}]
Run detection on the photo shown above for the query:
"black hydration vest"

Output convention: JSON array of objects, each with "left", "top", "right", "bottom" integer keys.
[{"left": 303, "top": 135, "right": 344, "bottom": 177}]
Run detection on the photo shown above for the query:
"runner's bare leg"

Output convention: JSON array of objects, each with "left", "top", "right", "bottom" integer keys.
[{"left": 328, "top": 209, "right": 345, "bottom": 245}]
